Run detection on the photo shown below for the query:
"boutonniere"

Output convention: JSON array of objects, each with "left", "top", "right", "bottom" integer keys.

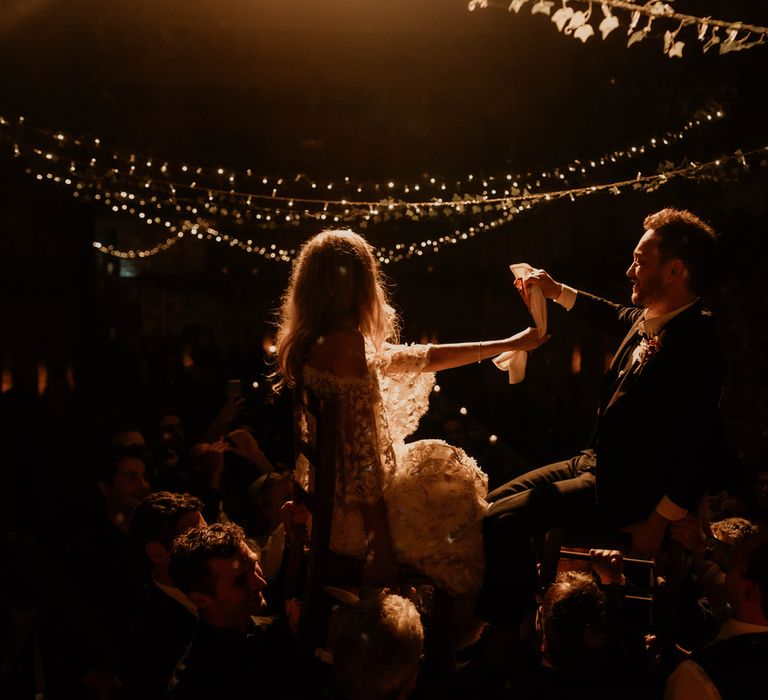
[{"left": 636, "top": 334, "right": 660, "bottom": 367}]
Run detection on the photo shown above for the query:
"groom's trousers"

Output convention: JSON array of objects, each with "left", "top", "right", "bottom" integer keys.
[{"left": 476, "top": 450, "right": 617, "bottom": 626}]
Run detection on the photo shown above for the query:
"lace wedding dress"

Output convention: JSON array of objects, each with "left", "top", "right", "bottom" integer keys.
[{"left": 296, "top": 342, "right": 488, "bottom": 595}]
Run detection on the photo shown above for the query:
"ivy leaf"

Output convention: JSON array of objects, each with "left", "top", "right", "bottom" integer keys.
[
  {"left": 531, "top": 1, "right": 555, "bottom": 16},
  {"left": 599, "top": 14, "right": 619, "bottom": 39},
  {"left": 565, "top": 11, "right": 588, "bottom": 33},
  {"left": 668, "top": 40, "right": 685, "bottom": 58},
  {"left": 697, "top": 21, "right": 709, "bottom": 41},
  {"left": 574, "top": 23, "right": 595, "bottom": 43},
  {"left": 508, "top": 0, "right": 529, "bottom": 12},
  {"left": 627, "top": 29, "right": 647, "bottom": 47},
  {"left": 663, "top": 30, "right": 674, "bottom": 53},
  {"left": 552, "top": 7, "right": 574, "bottom": 32},
  {"left": 467, "top": 0, "right": 489, "bottom": 11},
  {"left": 627, "top": 10, "right": 641, "bottom": 33}
]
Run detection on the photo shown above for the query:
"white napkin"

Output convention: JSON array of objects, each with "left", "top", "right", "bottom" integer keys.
[{"left": 493, "top": 263, "right": 548, "bottom": 384}]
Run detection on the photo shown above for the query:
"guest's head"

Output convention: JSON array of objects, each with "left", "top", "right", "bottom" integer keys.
[
  {"left": 538, "top": 571, "right": 609, "bottom": 672},
  {"left": 111, "top": 421, "right": 147, "bottom": 449},
  {"left": 97, "top": 445, "right": 151, "bottom": 529},
  {"left": 275, "top": 229, "right": 397, "bottom": 390},
  {"left": 157, "top": 411, "right": 185, "bottom": 453},
  {"left": 629, "top": 208, "right": 718, "bottom": 310},
  {"left": 711, "top": 517, "right": 758, "bottom": 547},
  {"left": 186, "top": 441, "right": 224, "bottom": 481},
  {"left": 129, "top": 491, "right": 205, "bottom": 584},
  {"left": 333, "top": 592, "right": 424, "bottom": 700},
  {"left": 168, "top": 523, "right": 266, "bottom": 630}
]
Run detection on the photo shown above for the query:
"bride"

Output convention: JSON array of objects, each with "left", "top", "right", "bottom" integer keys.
[{"left": 274, "top": 230, "right": 546, "bottom": 595}]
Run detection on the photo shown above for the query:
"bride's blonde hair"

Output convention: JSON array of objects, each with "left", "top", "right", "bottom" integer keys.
[{"left": 274, "top": 229, "right": 398, "bottom": 390}]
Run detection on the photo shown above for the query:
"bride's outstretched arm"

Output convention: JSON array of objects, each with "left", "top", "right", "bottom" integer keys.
[{"left": 422, "top": 326, "right": 548, "bottom": 373}]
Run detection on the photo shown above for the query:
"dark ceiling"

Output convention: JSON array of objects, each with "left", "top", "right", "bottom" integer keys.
[{"left": 3, "top": 0, "right": 766, "bottom": 176}]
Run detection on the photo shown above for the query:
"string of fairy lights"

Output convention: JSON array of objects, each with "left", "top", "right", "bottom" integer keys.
[
  {"left": 87, "top": 146, "right": 768, "bottom": 264},
  {"left": 2, "top": 107, "right": 764, "bottom": 264},
  {"left": 1, "top": 105, "right": 723, "bottom": 227}
]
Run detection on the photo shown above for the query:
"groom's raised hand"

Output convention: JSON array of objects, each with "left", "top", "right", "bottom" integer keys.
[{"left": 522, "top": 268, "right": 564, "bottom": 301}]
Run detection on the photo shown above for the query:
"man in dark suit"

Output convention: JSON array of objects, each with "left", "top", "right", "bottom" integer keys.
[
  {"left": 122, "top": 491, "right": 205, "bottom": 699},
  {"left": 666, "top": 531, "right": 768, "bottom": 699},
  {"left": 477, "top": 208, "right": 724, "bottom": 630},
  {"left": 167, "top": 522, "right": 306, "bottom": 699}
]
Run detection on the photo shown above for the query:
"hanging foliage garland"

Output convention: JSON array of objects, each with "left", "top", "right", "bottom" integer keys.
[{"left": 468, "top": 1, "right": 768, "bottom": 57}]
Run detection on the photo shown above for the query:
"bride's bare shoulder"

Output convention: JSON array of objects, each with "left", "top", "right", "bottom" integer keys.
[{"left": 306, "top": 328, "right": 367, "bottom": 378}]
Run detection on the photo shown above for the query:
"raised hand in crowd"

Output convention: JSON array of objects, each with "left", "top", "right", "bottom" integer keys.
[
  {"left": 589, "top": 548, "right": 625, "bottom": 586},
  {"left": 225, "top": 427, "right": 273, "bottom": 474},
  {"left": 200, "top": 395, "right": 246, "bottom": 442}
]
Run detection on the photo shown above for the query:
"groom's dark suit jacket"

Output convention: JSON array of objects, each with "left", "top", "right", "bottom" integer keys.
[{"left": 573, "top": 291, "right": 724, "bottom": 527}]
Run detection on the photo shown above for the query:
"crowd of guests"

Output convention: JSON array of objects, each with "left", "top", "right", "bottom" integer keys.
[
  {"left": 3, "top": 212, "right": 768, "bottom": 699},
  {"left": 1, "top": 367, "right": 767, "bottom": 699}
]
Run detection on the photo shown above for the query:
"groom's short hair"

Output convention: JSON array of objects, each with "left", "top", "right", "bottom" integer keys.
[{"left": 643, "top": 208, "right": 718, "bottom": 297}]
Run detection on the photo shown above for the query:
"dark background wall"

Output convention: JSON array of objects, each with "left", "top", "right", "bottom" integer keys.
[{"left": 1, "top": 0, "right": 767, "bottom": 482}]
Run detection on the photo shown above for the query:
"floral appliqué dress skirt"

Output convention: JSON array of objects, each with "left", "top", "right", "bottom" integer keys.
[{"left": 298, "top": 343, "right": 488, "bottom": 596}]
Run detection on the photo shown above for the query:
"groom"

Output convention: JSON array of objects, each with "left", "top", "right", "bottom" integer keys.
[{"left": 477, "top": 207, "right": 725, "bottom": 628}]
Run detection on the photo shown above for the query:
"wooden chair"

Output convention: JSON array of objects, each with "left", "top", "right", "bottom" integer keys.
[
  {"left": 538, "top": 527, "right": 686, "bottom": 645},
  {"left": 292, "top": 385, "right": 455, "bottom": 677}
]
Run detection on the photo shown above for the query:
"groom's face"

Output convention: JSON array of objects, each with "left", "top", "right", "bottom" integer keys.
[{"left": 626, "top": 230, "right": 666, "bottom": 308}]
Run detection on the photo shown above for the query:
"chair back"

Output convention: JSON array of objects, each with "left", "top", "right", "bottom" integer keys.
[{"left": 293, "top": 384, "right": 339, "bottom": 649}]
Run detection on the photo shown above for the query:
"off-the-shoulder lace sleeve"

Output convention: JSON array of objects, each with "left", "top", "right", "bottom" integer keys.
[
  {"left": 300, "top": 366, "right": 397, "bottom": 506},
  {"left": 369, "top": 342, "right": 435, "bottom": 445}
]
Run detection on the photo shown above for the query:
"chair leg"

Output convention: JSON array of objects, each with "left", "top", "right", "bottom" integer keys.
[{"left": 420, "top": 587, "right": 456, "bottom": 686}]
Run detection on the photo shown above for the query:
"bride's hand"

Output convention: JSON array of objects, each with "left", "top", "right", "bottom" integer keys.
[{"left": 509, "top": 326, "right": 550, "bottom": 352}]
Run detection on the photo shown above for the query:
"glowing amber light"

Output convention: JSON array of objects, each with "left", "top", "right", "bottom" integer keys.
[{"left": 571, "top": 345, "right": 582, "bottom": 375}]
